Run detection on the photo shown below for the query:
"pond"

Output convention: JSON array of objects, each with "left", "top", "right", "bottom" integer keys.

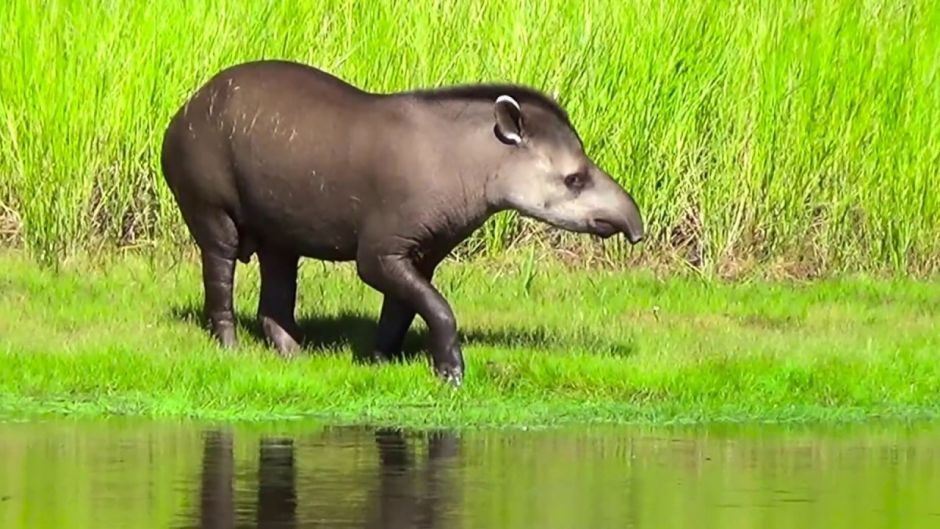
[{"left": 1, "top": 418, "right": 938, "bottom": 528}]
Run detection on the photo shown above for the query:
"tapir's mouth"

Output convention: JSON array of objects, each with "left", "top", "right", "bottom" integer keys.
[
  {"left": 589, "top": 219, "right": 619, "bottom": 239},
  {"left": 589, "top": 217, "right": 644, "bottom": 244}
]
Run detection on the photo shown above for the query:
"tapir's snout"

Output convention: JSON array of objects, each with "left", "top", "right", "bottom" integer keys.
[
  {"left": 617, "top": 190, "right": 645, "bottom": 244},
  {"left": 586, "top": 175, "right": 644, "bottom": 245}
]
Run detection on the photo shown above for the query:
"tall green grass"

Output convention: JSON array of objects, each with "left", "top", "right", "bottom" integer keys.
[{"left": 1, "top": 0, "right": 938, "bottom": 275}]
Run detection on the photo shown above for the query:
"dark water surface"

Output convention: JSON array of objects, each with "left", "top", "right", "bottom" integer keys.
[{"left": 1, "top": 418, "right": 938, "bottom": 528}]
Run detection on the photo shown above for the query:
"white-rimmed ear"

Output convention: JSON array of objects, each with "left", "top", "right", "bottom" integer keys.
[{"left": 494, "top": 94, "right": 523, "bottom": 145}]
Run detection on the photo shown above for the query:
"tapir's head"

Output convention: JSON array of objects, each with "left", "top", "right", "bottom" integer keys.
[{"left": 484, "top": 93, "right": 644, "bottom": 244}]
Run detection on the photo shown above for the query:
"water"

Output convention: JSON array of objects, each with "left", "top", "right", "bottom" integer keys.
[{"left": 1, "top": 419, "right": 938, "bottom": 528}]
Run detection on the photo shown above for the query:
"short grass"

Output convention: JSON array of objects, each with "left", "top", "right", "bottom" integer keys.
[
  {"left": 2, "top": 0, "right": 939, "bottom": 276},
  {"left": 2, "top": 248, "right": 939, "bottom": 428}
]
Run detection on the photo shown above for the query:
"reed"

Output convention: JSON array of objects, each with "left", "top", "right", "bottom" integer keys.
[{"left": 1, "top": 0, "right": 938, "bottom": 276}]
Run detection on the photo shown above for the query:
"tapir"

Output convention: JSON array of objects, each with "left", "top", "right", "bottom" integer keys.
[{"left": 160, "top": 59, "right": 644, "bottom": 386}]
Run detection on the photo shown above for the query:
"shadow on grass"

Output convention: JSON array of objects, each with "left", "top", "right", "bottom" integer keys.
[{"left": 169, "top": 304, "right": 635, "bottom": 363}]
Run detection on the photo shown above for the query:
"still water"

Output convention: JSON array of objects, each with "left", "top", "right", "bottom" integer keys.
[{"left": 1, "top": 418, "right": 938, "bottom": 528}]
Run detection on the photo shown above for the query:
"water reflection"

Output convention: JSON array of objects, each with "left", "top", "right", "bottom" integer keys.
[
  {"left": 363, "top": 429, "right": 459, "bottom": 529},
  {"left": 193, "top": 428, "right": 459, "bottom": 529},
  {"left": 3, "top": 421, "right": 940, "bottom": 529},
  {"left": 198, "top": 430, "right": 236, "bottom": 529},
  {"left": 256, "top": 437, "right": 297, "bottom": 529}
]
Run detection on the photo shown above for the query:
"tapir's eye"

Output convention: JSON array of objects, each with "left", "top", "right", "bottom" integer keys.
[{"left": 563, "top": 172, "right": 589, "bottom": 191}]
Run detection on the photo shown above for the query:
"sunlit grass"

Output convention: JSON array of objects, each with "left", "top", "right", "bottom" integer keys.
[{"left": 2, "top": 249, "right": 939, "bottom": 427}]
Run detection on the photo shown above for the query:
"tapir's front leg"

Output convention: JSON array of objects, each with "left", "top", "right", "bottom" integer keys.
[{"left": 356, "top": 250, "right": 464, "bottom": 386}]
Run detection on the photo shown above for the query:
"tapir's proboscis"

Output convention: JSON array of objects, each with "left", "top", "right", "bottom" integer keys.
[{"left": 161, "top": 59, "right": 644, "bottom": 386}]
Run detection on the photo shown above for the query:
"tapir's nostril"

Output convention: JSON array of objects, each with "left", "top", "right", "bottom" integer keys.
[
  {"left": 589, "top": 214, "right": 643, "bottom": 243},
  {"left": 625, "top": 230, "right": 643, "bottom": 245}
]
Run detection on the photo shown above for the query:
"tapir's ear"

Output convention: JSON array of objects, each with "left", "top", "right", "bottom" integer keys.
[{"left": 494, "top": 95, "right": 524, "bottom": 145}]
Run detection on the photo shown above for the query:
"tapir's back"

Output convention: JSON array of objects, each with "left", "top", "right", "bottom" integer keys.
[
  {"left": 212, "top": 60, "right": 382, "bottom": 183},
  {"left": 162, "top": 60, "right": 405, "bottom": 260},
  {"left": 163, "top": 59, "right": 374, "bottom": 188}
]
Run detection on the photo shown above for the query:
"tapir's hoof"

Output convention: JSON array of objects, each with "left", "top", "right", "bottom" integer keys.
[
  {"left": 213, "top": 323, "right": 237, "bottom": 349},
  {"left": 367, "top": 350, "right": 393, "bottom": 364},
  {"left": 274, "top": 334, "right": 302, "bottom": 360},
  {"left": 277, "top": 341, "right": 301, "bottom": 360},
  {"left": 435, "top": 364, "right": 464, "bottom": 388},
  {"left": 261, "top": 317, "right": 302, "bottom": 359},
  {"left": 270, "top": 338, "right": 301, "bottom": 360}
]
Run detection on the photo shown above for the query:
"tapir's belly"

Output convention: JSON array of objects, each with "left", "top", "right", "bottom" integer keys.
[{"left": 235, "top": 164, "right": 366, "bottom": 262}]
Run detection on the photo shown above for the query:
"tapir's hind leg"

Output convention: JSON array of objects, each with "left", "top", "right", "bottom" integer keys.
[
  {"left": 371, "top": 259, "right": 440, "bottom": 363},
  {"left": 179, "top": 204, "right": 241, "bottom": 349},
  {"left": 201, "top": 247, "right": 238, "bottom": 348},
  {"left": 371, "top": 296, "right": 417, "bottom": 363},
  {"left": 161, "top": 129, "right": 243, "bottom": 349},
  {"left": 256, "top": 247, "right": 302, "bottom": 357}
]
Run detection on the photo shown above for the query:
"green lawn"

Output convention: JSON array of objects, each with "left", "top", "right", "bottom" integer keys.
[{"left": 1, "top": 249, "right": 938, "bottom": 427}]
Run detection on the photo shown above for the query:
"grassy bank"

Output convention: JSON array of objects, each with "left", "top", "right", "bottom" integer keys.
[
  {"left": 2, "top": 0, "right": 939, "bottom": 276},
  {"left": 2, "top": 249, "right": 939, "bottom": 427}
]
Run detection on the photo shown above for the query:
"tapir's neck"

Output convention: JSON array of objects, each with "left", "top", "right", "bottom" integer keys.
[
  {"left": 431, "top": 99, "right": 513, "bottom": 194},
  {"left": 398, "top": 95, "right": 513, "bottom": 224},
  {"left": 449, "top": 125, "right": 513, "bottom": 226}
]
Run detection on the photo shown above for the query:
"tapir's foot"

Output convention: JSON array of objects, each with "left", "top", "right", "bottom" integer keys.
[
  {"left": 435, "top": 363, "right": 464, "bottom": 388},
  {"left": 433, "top": 352, "right": 464, "bottom": 388},
  {"left": 431, "top": 341, "right": 465, "bottom": 387},
  {"left": 261, "top": 316, "right": 301, "bottom": 359},
  {"left": 210, "top": 320, "right": 238, "bottom": 349},
  {"left": 367, "top": 349, "right": 394, "bottom": 364}
]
